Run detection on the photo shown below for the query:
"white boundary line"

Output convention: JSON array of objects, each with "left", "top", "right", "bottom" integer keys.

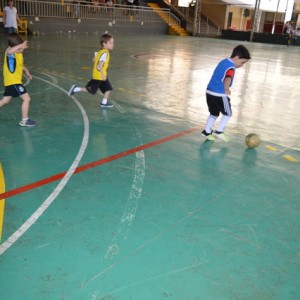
[
  {"left": 0, "top": 75, "right": 89, "bottom": 256},
  {"left": 104, "top": 103, "right": 146, "bottom": 260}
]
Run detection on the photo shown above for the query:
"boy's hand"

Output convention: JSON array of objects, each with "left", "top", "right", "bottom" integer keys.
[
  {"left": 19, "top": 41, "right": 29, "bottom": 50},
  {"left": 6, "top": 41, "right": 29, "bottom": 55},
  {"left": 225, "top": 88, "right": 231, "bottom": 95},
  {"left": 24, "top": 68, "right": 32, "bottom": 80}
]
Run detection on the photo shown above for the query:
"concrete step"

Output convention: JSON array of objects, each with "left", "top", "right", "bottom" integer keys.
[{"left": 148, "top": 2, "right": 189, "bottom": 36}]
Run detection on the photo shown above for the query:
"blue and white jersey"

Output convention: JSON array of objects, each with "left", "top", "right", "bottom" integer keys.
[{"left": 207, "top": 58, "right": 235, "bottom": 96}]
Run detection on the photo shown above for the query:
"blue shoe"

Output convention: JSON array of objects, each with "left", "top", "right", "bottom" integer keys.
[
  {"left": 68, "top": 84, "right": 77, "bottom": 97},
  {"left": 19, "top": 119, "right": 37, "bottom": 127}
]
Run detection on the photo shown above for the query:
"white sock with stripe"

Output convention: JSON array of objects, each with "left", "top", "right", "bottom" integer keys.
[
  {"left": 216, "top": 115, "right": 231, "bottom": 133},
  {"left": 205, "top": 115, "right": 217, "bottom": 133}
]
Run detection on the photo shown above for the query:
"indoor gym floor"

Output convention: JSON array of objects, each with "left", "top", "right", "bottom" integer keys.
[{"left": 0, "top": 33, "right": 299, "bottom": 300}]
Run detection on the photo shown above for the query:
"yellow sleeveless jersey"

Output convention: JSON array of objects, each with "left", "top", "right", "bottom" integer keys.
[
  {"left": 93, "top": 49, "right": 110, "bottom": 80},
  {"left": 3, "top": 52, "right": 24, "bottom": 86}
]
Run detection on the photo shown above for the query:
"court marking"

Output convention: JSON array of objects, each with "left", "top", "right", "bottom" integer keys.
[
  {"left": 0, "top": 74, "right": 89, "bottom": 256},
  {"left": 82, "top": 167, "right": 252, "bottom": 288},
  {"left": 0, "top": 126, "right": 200, "bottom": 202},
  {"left": 99, "top": 98, "right": 147, "bottom": 260},
  {"left": 1, "top": 69, "right": 199, "bottom": 261},
  {"left": 105, "top": 127, "right": 146, "bottom": 260},
  {"left": 283, "top": 155, "right": 298, "bottom": 162}
]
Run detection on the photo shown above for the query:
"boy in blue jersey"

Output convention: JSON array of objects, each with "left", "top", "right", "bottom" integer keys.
[
  {"left": 0, "top": 33, "right": 36, "bottom": 127},
  {"left": 68, "top": 32, "right": 114, "bottom": 108},
  {"left": 202, "top": 45, "right": 250, "bottom": 141}
]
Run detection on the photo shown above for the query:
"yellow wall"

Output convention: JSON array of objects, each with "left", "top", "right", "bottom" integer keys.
[
  {"left": 201, "top": 4, "right": 250, "bottom": 30},
  {"left": 202, "top": 3, "right": 227, "bottom": 29}
]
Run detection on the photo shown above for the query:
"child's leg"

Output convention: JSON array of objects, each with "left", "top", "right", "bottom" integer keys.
[
  {"left": 76, "top": 87, "right": 87, "bottom": 93},
  {"left": 204, "top": 93, "right": 219, "bottom": 134},
  {"left": 0, "top": 96, "right": 12, "bottom": 108},
  {"left": 216, "top": 115, "right": 231, "bottom": 133},
  {"left": 68, "top": 85, "right": 87, "bottom": 97},
  {"left": 101, "top": 90, "right": 111, "bottom": 104},
  {"left": 216, "top": 96, "right": 231, "bottom": 133},
  {"left": 20, "top": 93, "right": 31, "bottom": 119},
  {"left": 205, "top": 115, "right": 217, "bottom": 133},
  {"left": 18, "top": 93, "right": 36, "bottom": 126},
  {"left": 100, "top": 79, "right": 113, "bottom": 108}
]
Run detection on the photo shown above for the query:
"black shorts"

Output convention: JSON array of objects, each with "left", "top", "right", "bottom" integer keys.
[
  {"left": 4, "top": 84, "right": 27, "bottom": 97},
  {"left": 206, "top": 93, "right": 232, "bottom": 117},
  {"left": 86, "top": 79, "right": 113, "bottom": 95}
]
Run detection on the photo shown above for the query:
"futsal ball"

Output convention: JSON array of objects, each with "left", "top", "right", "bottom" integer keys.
[{"left": 245, "top": 133, "right": 261, "bottom": 148}]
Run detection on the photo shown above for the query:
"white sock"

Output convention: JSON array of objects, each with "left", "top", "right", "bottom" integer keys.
[
  {"left": 205, "top": 115, "right": 217, "bottom": 133},
  {"left": 102, "top": 98, "right": 107, "bottom": 104},
  {"left": 74, "top": 87, "right": 81, "bottom": 93},
  {"left": 217, "top": 115, "right": 231, "bottom": 133},
  {"left": 22, "top": 118, "right": 28, "bottom": 122}
]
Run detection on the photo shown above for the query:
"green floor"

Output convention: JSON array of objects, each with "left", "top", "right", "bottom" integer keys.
[{"left": 0, "top": 33, "right": 300, "bottom": 300}]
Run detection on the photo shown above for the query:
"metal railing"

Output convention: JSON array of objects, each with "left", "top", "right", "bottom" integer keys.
[
  {"left": 0, "top": 0, "right": 179, "bottom": 26},
  {"left": 164, "top": 2, "right": 220, "bottom": 36}
]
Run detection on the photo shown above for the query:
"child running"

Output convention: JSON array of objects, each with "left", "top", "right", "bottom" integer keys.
[
  {"left": 0, "top": 32, "right": 36, "bottom": 127},
  {"left": 68, "top": 32, "right": 114, "bottom": 108},
  {"left": 202, "top": 45, "right": 251, "bottom": 141}
]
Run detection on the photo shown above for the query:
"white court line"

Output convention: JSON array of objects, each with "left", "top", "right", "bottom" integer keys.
[
  {"left": 105, "top": 149, "right": 145, "bottom": 259},
  {"left": 104, "top": 103, "right": 146, "bottom": 260},
  {"left": 0, "top": 74, "right": 89, "bottom": 256}
]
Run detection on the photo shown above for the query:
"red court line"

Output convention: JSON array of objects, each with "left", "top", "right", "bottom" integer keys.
[{"left": 0, "top": 126, "right": 200, "bottom": 201}]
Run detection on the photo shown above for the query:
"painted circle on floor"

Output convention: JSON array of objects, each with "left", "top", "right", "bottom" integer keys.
[{"left": 131, "top": 54, "right": 165, "bottom": 61}]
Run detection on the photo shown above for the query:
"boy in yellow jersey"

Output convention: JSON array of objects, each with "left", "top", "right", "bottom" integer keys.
[
  {"left": 0, "top": 33, "right": 36, "bottom": 127},
  {"left": 68, "top": 32, "right": 114, "bottom": 108}
]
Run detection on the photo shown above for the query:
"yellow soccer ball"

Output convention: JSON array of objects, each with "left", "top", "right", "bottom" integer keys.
[{"left": 245, "top": 133, "right": 261, "bottom": 148}]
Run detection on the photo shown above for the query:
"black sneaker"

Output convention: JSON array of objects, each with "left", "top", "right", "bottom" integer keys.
[
  {"left": 19, "top": 119, "right": 37, "bottom": 127},
  {"left": 100, "top": 101, "right": 113, "bottom": 108},
  {"left": 202, "top": 129, "right": 215, "bottom": 141},
  {"left": 68, "top": 84, "right": 77, "bottom": 97}
]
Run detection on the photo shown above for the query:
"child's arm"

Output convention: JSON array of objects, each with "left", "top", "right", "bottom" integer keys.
[
  {"left": 6, "top": 41, "right": 28, "bottom": 55},
  {"left": 97, "top": 61, "right": 107, "bottom": 80},
  {"left": 23, "top": 65, "right": 32, "bottom": 80},
  {"left": 223, "top": 77, "right": 231, "bottom": 95},
  {"left": 223, "top": 68, "right": 234, "bottom": 95}
]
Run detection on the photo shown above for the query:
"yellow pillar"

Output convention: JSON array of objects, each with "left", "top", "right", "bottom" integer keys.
[{"left": 0, "top": 163, "right": 5, "bottom": 241}]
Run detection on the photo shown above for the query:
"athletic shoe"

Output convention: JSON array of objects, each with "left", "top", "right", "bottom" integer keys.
[
  {"left": 215, "top": 131, "right": 229, "bottom": 142},
  {"left": 100, "top": 101, "right": 113, "bottom": 108},
  {"left": 19, "top": 119, "right": 37, "bottom": 127},
  {"left": 202, "top": 129, "right": 215, "bottom": 141},
  {"left": 68, "top": 84, "right": 77, "bottom": 97}
]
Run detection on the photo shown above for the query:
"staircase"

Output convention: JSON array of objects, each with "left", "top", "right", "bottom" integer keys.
[{"left": 148, "top": 3, "right": 189, "bottom": 36}]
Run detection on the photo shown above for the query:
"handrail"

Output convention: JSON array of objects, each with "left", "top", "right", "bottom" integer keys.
[
  {"left": 159, "top": 0, "right": 220, "bottom": 35},
  {"left": 162, "top": 0, "right": 186, "bottom": 20},
  {"left": 0, "top": 0, "right": 177, "bottom": 25}
]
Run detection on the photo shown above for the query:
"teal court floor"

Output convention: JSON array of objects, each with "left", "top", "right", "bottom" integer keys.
[{"left": 0, "top": 33, "right": 299, "bottom": 300}]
